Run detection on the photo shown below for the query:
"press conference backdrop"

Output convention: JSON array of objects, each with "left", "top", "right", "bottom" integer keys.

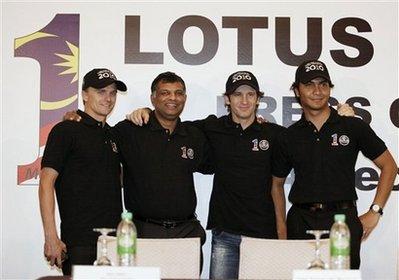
[{"left": 1, "top": 1, "right": 398, "bottom": 279}]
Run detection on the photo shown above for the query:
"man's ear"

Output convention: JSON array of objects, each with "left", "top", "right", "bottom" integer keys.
[
  {"left": 294, "top": 88, "right": 300, "bottom": 98},
  {"left": 224, "top": 95, "right": 230, "bottom": 106},
  {"left": 82, "top": 90, "right": 89, "bottom": 103}
]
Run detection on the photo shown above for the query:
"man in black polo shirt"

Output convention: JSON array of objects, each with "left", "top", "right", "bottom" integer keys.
[
  {"left": 197, "top": 71, "right": 287, "bottom": 279},
  {"left": 128, "top": 71, "right": 287, "bottom": 279},
  {"left": 114, "top": 72, "right": 208, "bottom": 246},
  {"left": 272, "top": 60, "right": 398, "bottom": 268},
  {"left": 39, "top": 69, "right": 126, "bottom": 275}
]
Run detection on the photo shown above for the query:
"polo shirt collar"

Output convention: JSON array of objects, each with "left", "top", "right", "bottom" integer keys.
[
  {"left": 325, "top": 107, "right": 340, "bottom": 124},
  {"left": 297, "top": 106, "right": 340, "bottom": 127},
  {"left": 148, "top": 110, "right": 187, "bottom": 136},
  {"left": 77, "top": 109, "right": 110, "bottom": 129},
  {"left": 224, "top": 114, "right": 236, "bottom": 128},
  {"left": 224, "top": 114, "right": 261, "bottom": 131}
]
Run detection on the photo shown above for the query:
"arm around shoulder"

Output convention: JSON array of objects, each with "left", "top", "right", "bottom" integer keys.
[
  {"left": 126, "top": 107, "right": 152, "bottom": 126},
  {"left": 187, "top": 114, "right": 218, "bottom": 131}
]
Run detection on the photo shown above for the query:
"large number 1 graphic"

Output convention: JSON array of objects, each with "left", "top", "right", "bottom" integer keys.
[{"left": 14, "top": 14, "right": 80, "bottom": 185}]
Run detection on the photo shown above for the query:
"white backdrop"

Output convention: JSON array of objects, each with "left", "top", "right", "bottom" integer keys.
[{"left": 1, "top": 1, "right": 398, "bottom": 279}]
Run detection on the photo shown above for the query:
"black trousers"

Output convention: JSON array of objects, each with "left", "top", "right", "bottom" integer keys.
[
  {"left": 287, "top": 205, "right": 363, "bottom": 269},
  {"left": 134, "top": 218, "right": 206, "bottom": 271},
  {"left": 61, "top": 245, "right": 97, "bottom": 275}
]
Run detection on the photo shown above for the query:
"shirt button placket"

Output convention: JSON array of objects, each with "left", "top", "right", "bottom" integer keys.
[
  {"left": 236, "top": 124, "right": 243, "bottom": 136},
  {"left": 312, "top": 127, "right": 320, "bottom": 142},
  {"left": 165, "top": 129, "right": 171, "bottom": 142}
]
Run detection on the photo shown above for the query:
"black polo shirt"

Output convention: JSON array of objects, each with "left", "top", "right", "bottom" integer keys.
[
  {"left": 193, "top": 114, "right": 286, "bottom": 238},
  {"left": 41, "top": 110, "right": 123, "bottom": 246},
  {"left": 273, "top": 107, "right": 387, "bottom": 204},
  {"left": 114, "top": 111, "right": 210, "bottom": 220}
]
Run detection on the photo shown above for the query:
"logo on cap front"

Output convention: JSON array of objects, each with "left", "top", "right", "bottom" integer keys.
[
  {"left": 232, "top": 72, "right": 252, "bottom": 83},
  {"left": 304, "top": 62, "right": 325, "bottom": 73},
  {"left": 97, "top": 69, "right": 116, "bottom": 80}
]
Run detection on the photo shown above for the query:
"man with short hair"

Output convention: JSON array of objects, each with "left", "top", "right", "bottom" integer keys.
[
  {"left": 39, "top": 68, "right": 126, "bottom": 275},
  {"left": 202, "top": 71, "right": 287, "bottom": 279},
  {"left": 114, "top": 72, "right": 209, "bottom": 244},
  {"left": 272, "top": 60, "right": 397, "bottom": 268}
]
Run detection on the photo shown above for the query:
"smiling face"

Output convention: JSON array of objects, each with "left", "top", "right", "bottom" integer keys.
[
  {"left": 224, "top": 84, "right": 260, "bottom": 123},
  {"left": 151, "top": 81, "right": 187, "bottom": 122},
  {"left": 295, "top": 77, "right": 331, "bottom": 112},
  {"left": 82, "top": 83, "right": 117, "bottom": 122}
]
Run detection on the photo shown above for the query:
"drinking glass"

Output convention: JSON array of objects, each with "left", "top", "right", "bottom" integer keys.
[
  {"left": 93, "top": 228, "right": 116, "bottom": 266},
  {"left": 306, "top": 230, "right": 330, "bottom": 269}
]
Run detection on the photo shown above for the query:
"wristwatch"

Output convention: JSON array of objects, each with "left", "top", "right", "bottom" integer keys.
[{"left": 370, "top": 204, "right": 383, "bottom": 215}]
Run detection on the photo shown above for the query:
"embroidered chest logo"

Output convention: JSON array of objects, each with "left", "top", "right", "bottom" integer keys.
[
  {"left": 181, "top": 146, "right": 194, "bottom": 159},
  {"left": 252, "top": 139, "right": 269, "bottom": 151},
  {"left": 331, "top": 133, "right": 350, "bottom": 146},
  {"left": 110, "top": 140, "right": 118, "bottom": 153}
]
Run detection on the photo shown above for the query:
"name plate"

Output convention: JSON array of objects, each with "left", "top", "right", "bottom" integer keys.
[
  {"left": 72, "top": 265, "right": 160, "bottom": 280},
  {"left": 293, "top": 269, "right": 362, "bottom": 280}
]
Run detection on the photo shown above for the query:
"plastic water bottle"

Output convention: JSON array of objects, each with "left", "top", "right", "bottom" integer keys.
[
  {"left": 117, "top": 211, "right": 137, "bottom": 266},
  {"left": 330, "top": 214, "right": 350, "bottom": 269}
]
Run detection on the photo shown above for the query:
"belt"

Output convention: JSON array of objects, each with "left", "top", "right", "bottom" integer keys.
[
  {"left": 294, "top": 200, "right": 356, "bottom": 212},
  {"left": 134, "top": 214, "right": 196, "bottom": 229}
]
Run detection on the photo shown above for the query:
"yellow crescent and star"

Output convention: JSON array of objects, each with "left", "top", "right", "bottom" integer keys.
[{"left": 15, "top": 31, "right": 79, "bottom": 111}]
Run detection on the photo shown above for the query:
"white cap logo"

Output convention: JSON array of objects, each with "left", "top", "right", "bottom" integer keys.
[
  {"left": 305, "top": 62, "right": 325, "bottom": 72},
  {"left": 232, "top": 72, "right": 252, "bottom": 83},
  {"left": 97, "top": 69, "right": 116, "bottom": 80}
]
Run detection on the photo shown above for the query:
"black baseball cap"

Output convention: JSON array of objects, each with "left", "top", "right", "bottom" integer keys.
[
  {"left": 295, "top": 60, "right": 332, "bottom": 85},
  {"left": 82, "top": 68, "right": 127, "bottom": 91},
  {"left": 225, "top": 71, "right": 260, "bottom": 94}
]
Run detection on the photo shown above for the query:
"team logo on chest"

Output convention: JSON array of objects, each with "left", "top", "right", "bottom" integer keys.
[
  {"left": 181, "top": 146, "right": 194, "bottom": 159},
  {"left": 339, "top": 135, "right": 350, "bottom": 146},
  {"left": 331, "top": 133, "right": 350, "bottom": 146},
  {"left": 110, "top": 140, "right": 118, "bottom": 153},
  {"left": 252, "top": 139, "right": 269, "bottom": 151}
]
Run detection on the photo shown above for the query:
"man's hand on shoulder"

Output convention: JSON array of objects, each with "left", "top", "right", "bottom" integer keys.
[
  {"left": 256, "top": 114, "right": 268, "bottom": 124},
  {"left": 63, "top": 111, "right": 81, "bottom": 122},
  {"left": 126, "top": 107, "right": 151, "bottom": 126},
  {"left": 337, "top": 103, "right": 355, "bottom": 117}
]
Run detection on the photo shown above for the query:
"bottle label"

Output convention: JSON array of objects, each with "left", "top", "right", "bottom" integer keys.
[
  {"left": 117, "top": 233, "right": 137, "bottom": 254},
  {"left": 331, "top": 237, "right": 350, "bottom": 256}
]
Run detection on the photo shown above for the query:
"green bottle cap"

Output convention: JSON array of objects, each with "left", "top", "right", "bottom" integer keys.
[
  {"left": 334, "top": 214, "right": 346, "bottom": 222},
  {"left": 121, "top": 211, "right": 132, "bottom": 220}
]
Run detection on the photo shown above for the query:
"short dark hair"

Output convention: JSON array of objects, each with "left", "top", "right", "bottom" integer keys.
[
  {"left": 224, "top": 90, "right": 265, "bottom": 98},
  {"left": 290, "top": 80, "right": 334, "bottom": 92},
  {"left": 151, "top": 72, "right": 186, "bottom": 93},
  {"left": 224, "top": 92, "right": 264, "bottom": 113},
  {"left": 290, "top": 79, "right": 335, "bottom": 104}
]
